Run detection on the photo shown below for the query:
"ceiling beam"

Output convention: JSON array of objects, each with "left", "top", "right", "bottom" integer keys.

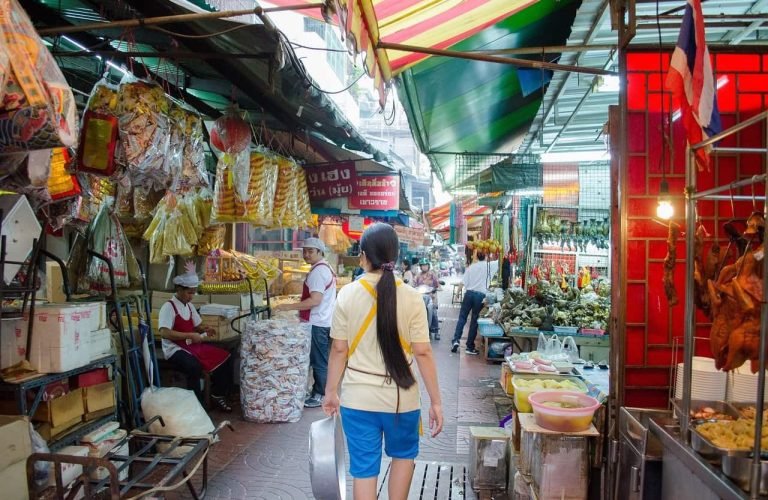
[
  {"left": 723, "top": 0, "right": 768, "bottom": 45},
  {"left": 522, "top": 0, "right": 611, "bottom": 153}
]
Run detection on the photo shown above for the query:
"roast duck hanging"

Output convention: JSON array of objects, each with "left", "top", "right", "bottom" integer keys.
[{"left": 679, "top": 213, "right": 767, "bottom": 372}]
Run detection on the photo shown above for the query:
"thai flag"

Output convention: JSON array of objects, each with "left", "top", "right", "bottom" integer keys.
[{"left": 665, "top": 0, "right": 722, "bottom": 171}]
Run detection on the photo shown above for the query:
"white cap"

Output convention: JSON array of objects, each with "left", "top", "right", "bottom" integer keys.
[
  {"left": 302, "top": 237, "right": 326, "bottom": 253},
  {"left": 173, "top": 272, "right": 200, "bottom": 288}
]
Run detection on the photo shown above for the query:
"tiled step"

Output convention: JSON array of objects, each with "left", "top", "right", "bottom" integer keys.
[{"left": 377, "top": 460, "right": 477, "bottom": 499}]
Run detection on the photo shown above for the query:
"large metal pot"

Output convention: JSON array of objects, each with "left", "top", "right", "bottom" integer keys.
[{"left": 309, "top": 415, "right": 346, "bottom": 500}]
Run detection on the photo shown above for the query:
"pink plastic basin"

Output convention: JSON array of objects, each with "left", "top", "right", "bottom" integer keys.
[{"left": 528, "top": 391, "right": 601, "bottom": 432}]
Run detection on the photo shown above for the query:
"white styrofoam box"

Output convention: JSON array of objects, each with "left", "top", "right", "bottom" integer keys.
[
  {"left": 48, "top": 445, "right": 89, "bottom": 488},
  {"left": 89, "top": 328, "right": 113, "bottom": 361},
  {"left": 27, "top": 305, "right": 89, "bottom": 373},
  {"left": 0, "top": 318, "right": 27, "bottom": 369},
  {"left": 77, "top": 302, "right": 106, "bottom": 332},
  {"left": 0, "top": 194, "right": 41, "bottom": 285}
]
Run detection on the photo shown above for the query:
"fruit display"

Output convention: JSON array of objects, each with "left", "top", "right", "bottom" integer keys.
[
  {"left": 512, "top": 376, "right": 587, "bottom": 413},
  {"left": 468, "top": 239, "right": 503, "bottom": 256},
  {"left": 529, "top": 391, "right": 601, "bottom": 432}
]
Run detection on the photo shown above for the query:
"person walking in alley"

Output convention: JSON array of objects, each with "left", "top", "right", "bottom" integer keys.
[
  {"left": 323, "top": 223, "right": 443, "bottom": 500},
  {"left": 451, "top": 252, "right": 498, "bottom": 355},
  {"left": 272, "top": 238, "right": 336, "bottom": 408}
]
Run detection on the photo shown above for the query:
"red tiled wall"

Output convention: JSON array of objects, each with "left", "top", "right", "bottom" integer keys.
[{"left": 624, "top": 51, "right": 768, "bottom": 408}]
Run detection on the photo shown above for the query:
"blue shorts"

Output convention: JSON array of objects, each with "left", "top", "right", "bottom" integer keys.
[{"left": 340, "top": 406, "right": 421, "bottom": 478}]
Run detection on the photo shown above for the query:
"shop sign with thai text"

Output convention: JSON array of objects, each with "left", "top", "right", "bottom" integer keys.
[
  {"left": 395, "top": 225, "right": 426, "bottom": 247},
  {"left": 349, "top": 174, "right": 400, "bottom": 210},
  {"left": 306, "top": 162, "right": 357, "bottom": 200}
]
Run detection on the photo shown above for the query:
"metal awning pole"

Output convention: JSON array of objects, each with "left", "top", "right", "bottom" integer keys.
[
  {"left": 681, "top": 146, "right": 696, "bottom": 444},
  {"left": 377, "top": 41, "right": 618, "bottom": 77},
  {"left": 37, "top": 3, "right": 325, "bottom": 36}
]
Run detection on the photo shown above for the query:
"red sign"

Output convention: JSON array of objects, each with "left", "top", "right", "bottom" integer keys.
[
  {"left": 349, "top": 174, "right": 400, "bottom": 210},
  {"left": 306, "top": 162, "right": 357, "bottom": 201}
]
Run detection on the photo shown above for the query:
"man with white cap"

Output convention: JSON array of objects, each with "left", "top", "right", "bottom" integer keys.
[
  {"left": 158, "top": 262, "right": 234, "bottom": 412},
  {"left": 273, "top": 237, "right": 337, "bottom": 408}
]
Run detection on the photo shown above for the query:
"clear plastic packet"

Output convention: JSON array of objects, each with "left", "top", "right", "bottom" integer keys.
[
  {"left": 77, "top": 79, "right": 120, "bottom": 176},
  {"left": 113, "top": 172, "right": 133, "bottom": 219},
  {"left": 174, "top": 112, "right": 209, "bottom": 191},
  {"left": 162, "top": 210, "right": 193, "bottom": 256},
  {"left": 254, "top": 153, "right": 278, "bottom": 227},
  {"left": 273, "top": 156, "right": 298, "bottom": 228},
  {"left": 0, "top": 0, "right": 78, "bottom": 152},
  {"left": 117, "top": 79, "right": 171, "bottom": 189},
  {"left": 197, "top": 224, "right": 226, "bottom": 256},
  {"left": 211, "top": 150, "right": 250, "bottom": 223}
]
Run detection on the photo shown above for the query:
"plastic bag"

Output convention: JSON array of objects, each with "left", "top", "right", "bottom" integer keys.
[
  {"left": 29, "top": 423, "right": 51, "bottom": 487},
  {"left": 273, "top": 157, "right": 299, "bottom": 228},
  {"left": 141, "top": 386, "right": 215, "bottom": 457},
  {"left": 77, "top": 80, "right": 120, "bottom": 176},
  {"left": 0, "top": 0, "right": 78, "bottom": 152},
  {"left": 117, "top": 79, "right": 171, "bottom": 189},
  {"left": 85, "top": 204, "right": 139, "bottom": 291},
  {"left": 197, "top": 224, "right": 225, "bottom": 256},
  {"left": 174, "top": 112, "right": 209, "bottom": 192},
  {"left": 0, "top": 151, "right": 52, "bottom": 209},
  {"left": 562, "top": 336, "right": 579, "bottom": 362},
  {"left": 240, "top": 319, "right": 311, "bottom": 423},
  {"left": 211, "top": 149, "right": 250, "bottom": 223}
]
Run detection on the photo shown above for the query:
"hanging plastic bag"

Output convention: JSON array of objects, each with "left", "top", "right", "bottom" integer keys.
[
  {"left": 47, "top": 148, "right": 80, "bottom": 201},
  {"left": 117, "top": 79, "right": 171, "bottom": 189},
  {"left": 77, "top": 80, "right": 120, "bottom": 176},
  {"left": 0, "top": 0, "right": 78, "bottom": 152},
  {"left": 562, "top": 336, "right": 579, "bottom": 363}
]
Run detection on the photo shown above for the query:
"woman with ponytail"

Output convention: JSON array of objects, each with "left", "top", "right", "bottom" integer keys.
[{"left": 323, "top": 223, "right": 443, "bottom": 500}]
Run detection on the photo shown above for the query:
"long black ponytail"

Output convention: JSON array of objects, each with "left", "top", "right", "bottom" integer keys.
[{"left": 360, "top": 223, "right": 416, "bottom": 390}]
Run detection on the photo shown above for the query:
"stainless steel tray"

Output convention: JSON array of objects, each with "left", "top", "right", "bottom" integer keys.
[
  {"left": 727, "top": 402, "right": 768, "bottom": 420},
  {"left": 690, "top": 420, "right": 753, "bottom": 462},
  {"left": 671, "top": 399, "right": 740, "bottom": 423},
  {"left": 722, "top": 454, "right": 768, "bottom": 495}
]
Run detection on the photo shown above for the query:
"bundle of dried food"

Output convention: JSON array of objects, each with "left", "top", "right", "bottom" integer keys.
[{"left": 211, "top": 149, "right": 251, "bottom": 223}]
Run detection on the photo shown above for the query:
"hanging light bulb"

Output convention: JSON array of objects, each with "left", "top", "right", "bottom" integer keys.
[{"left": 657, "top": 179, "right": 674, "bottom": 220}]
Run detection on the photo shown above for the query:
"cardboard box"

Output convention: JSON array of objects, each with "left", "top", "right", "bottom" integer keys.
[
  {"left": 33, "top": 388, "right": 84, "bottom": 427},
  {"left": 45, "top": 261, "right": 67, "bottom": 304},
  {"left": 1, "top": 318, "right": 27, "bottom": 370},
  {"left": 0, "top": 458, "right": 29, "bottom": 500},
  {"left": 199, "top": 314, "right": 238, "bottom": 341},
  {"left": 35, "top": 380, "right": 69, "bottom": 402},
  {"left": 89, "top": 328, "right": 113, "bottom": 361},
  {"left": 0, "top": 415, "right": 32, "bottom": 471},
  {"left": 83, "top": 382, "right": 115, "bottom": 414},
  {"left": 74, "top": 368, "right": 109, "bottom": 388},
  {"left": 36, "top": 415, "right": 82, "bottom": 441}
]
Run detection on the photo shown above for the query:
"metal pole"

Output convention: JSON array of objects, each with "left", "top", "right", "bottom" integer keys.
[
  {"left": 692, "top": 174, "right": 767, "bottom": 200},
  {"left": 474, "top": 43, "right": 617, "bottom": 56},
  {"left": 376, "top": 41, "right": 618, "bottom": 77},
  {"left": 693, "top": 110, "right": 768, "bottom": 149},
  {"left": 36, "top": 3, "right": 325, "bottom": 36},
  {"left": 712, "top": 147, "right": 768, "bottom": 154},
  {"left": 681, "top": 146, "right": 696, "bottom": 443},
  {"left": 750, "top": 116, "right": 768, "bottom": 498}
]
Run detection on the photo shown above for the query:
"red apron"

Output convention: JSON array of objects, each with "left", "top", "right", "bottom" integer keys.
[
  {"left": 169, "top": 300, "right": 230, "bottom": 372},
  {"left": 298, "top": 262, "right": 336, "bottom": 323}
]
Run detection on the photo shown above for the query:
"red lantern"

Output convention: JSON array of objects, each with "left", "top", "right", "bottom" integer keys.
[{"left": 210, "top": 108, "right": 251, "bottom": 154}]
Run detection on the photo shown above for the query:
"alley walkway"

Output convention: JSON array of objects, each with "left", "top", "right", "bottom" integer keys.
[{"left": 173, "top": 277, "right": 510, "bottom": 499}]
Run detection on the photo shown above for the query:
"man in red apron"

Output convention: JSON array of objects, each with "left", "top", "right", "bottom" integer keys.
[
  {"left": 158, "top": 265, "right": 233, "bottom": 412},
  {"left": 273, "top": 238, "right": 336, "bottom": 408}
]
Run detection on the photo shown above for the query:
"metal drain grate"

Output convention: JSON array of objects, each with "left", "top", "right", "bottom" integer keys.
[{"left": 377, "top": 461, "right": 476, "bottom": 499}]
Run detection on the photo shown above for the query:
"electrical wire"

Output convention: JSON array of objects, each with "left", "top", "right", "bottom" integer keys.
[
  {"left": 148, "top": 23, "right": 253, "bottom": 39},
  {"left": 288, "top": 41, "right": 348, "bottom": 53},
  {"left": 307, "top": 70, "right": 366, "bottom": 95}
]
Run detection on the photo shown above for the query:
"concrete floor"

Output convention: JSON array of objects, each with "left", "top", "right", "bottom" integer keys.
[{"left": 170, "top": 277, "right": 510, "bottom": 499}]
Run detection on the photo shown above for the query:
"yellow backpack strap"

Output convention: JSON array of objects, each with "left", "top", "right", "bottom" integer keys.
[{"left": 348, "top": 278, "right": 408, "bottom": 359}]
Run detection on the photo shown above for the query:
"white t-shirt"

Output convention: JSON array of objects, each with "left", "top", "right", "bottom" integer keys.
[
  {"left": 305, "top": 261, "right": 336, "bottom": 328},
  {"left": 463, "top": 259, "right": 499, "bottom": 295},
  {"left": 331, "top": 274, "right": 430, "bottom": 412},
  {"left": 158, "top": 296, "right": 202, "bottom": 359}
]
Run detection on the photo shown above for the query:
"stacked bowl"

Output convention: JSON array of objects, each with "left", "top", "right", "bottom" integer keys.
[{"left": 726, "top": 362, "right": 768, "bottom": 403}]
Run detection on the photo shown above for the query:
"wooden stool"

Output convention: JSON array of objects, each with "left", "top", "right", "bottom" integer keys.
[{"left": 452, "top": 283, "right": 464, "bottom": 304}]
